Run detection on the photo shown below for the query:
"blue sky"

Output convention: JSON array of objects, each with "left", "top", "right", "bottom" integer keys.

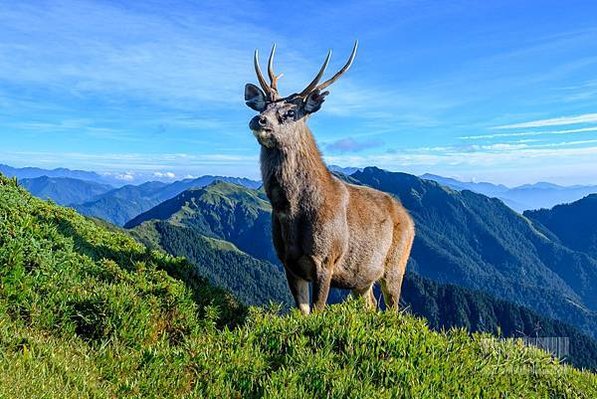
[{"left": 1, "top": 0, "right": 597, "bottom": 185}]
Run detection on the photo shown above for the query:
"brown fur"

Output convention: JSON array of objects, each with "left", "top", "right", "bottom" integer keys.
[{"left": 245, "top": 46, "right": 414, "bottom": 314}]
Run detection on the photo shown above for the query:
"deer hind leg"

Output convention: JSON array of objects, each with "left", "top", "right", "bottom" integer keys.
[
  {"left": 381, "top": 223, "right": 414, "bottom": 311},
  {"left": 285, "top": 269, "right": 310, "bottom": 315},
  {"left": 351, "top": 284, "right": 377, "bottom": 310},
  {"left": 380, "top": 275, "right": 401, "bottom": 310}
]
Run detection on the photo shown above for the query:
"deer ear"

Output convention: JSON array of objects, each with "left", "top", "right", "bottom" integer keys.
[
  {"left": 245, "top": 84, "right": 267, "bottom": 111},
  {"left": 303, "top": 90, "right": 329, "bottom": 114}
]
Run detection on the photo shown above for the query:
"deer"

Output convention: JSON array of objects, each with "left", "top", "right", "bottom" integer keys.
[{"left": 244, "top": 42, "right": 414, "bottom": 314}]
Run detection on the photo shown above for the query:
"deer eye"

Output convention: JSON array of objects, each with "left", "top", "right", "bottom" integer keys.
[{"left": 285, "top": 110, "right": 296, "bottom": 119}]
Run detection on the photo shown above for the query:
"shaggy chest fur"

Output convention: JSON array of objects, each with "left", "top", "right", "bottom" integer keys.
[{"left": 260, "top": 132, "right": 347, "bottom": 275}]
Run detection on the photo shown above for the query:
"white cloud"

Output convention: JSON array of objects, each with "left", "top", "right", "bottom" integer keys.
[
  {"left": 0, "top": 1, "right": 278, "bottom": 109},
  {"left": 460, "top": 126, "right": 597, "bottom": 140},
  {"left": 0, "top": 151, "right": 258, "bottom": 171},
  {"left": 493, "top": 113, "right": 597, "bottom": 129},
  {"left": 324, "top": 141, "right": 597, "bottom": 172},
  {"left": 0, "top": 1, "right": 461, "bottom": 129},
  {"left": 319, "top": 82, "right": 457, "bottom": 128},
  {"left": 114, "top": 172, "right": 135, "bottom": 182},
  {"left": 153, "top": 171, "right": 176, "bottom": 179}
]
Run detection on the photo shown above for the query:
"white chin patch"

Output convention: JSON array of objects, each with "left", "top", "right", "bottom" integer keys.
[{"left": 253, "top": 130, "right": 274, "bottom": 148}]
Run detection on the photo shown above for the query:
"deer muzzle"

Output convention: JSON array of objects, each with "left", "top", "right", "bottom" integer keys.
[
  {"left": 249, "top": 115, "right": 271, "bottom": 132},
  {"left": 249, "top": 115, "right": 275, "bottom": 148}
]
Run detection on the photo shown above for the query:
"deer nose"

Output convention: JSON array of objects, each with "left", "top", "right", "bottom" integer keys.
[{"left": 250, "top": 115, "right": 269, "bottom": 131}]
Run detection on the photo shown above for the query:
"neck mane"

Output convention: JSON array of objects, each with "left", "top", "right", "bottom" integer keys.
[{"left": 260, "top": 123, "right": 332, "bottom": 212}]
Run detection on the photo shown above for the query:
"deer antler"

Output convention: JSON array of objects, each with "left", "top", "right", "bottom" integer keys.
[
  {"left": 298, "top": 41, "right": 358, "bottom": 97},
  {"left": 267, "top": 44, "right": 283, "bottom": 93},
  {"left": 314, "top": 41, "right": 358, "bottom": 92},
  {"left": 254, "top": 49, "right": 272, "bottom": 99},
  {"left": 254, "top": 45, "right": 281, "bottom": 101},
  {"left": 254, "top": 42, "right": 357, "bottom": 102},
  {"left": 298, "top": 50, "right": 332, "bottom": 97}
]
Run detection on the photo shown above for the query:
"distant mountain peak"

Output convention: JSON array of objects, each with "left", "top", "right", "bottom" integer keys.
[
  {"left": 419, "top": 172, "right": 597, "bottom": 212},
  {"left": 18, "top": 175, "right": 113, "bottom": 206},
  {"left": 517, "top": 182, "right": 563, "bottom": 190},
  {"left": 327, "top": 165, "right": 362, "bottom": 175},
  {"left": 204, "top": 179, "right": 245, "bottom": 190}
]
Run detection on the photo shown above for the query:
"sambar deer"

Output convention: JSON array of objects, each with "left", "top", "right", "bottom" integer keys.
[{"left": 244, "top": 42, "right": 414, "bottom": 314}]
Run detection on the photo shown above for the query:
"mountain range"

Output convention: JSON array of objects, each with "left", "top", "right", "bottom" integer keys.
[
  {"left": 73, "top": 175, "right": 261, "bottom": 226},
  {"left": 0, "top": 164, "right": 113, "bottom": 184},
  {"left": 356, "top": 168, "right": 596, "bottom": 333},
  {"left": 14, "top": 172, "right": 259, "bottom": 226},
  {"left": 9, "top": 164, "right": 597, "bottom": 344},
  {"left": 18, "top": 176, "right": 114, "bottom": 206},
  {"left": 125, "top": 182, "right": 277, "bottom": 261},
  {"left": 124, "top": 173, "right": 597, "bottom": 338},
  {"left": 8, "top": 162, "right": 596, "bottom": 213},
  {"left": 420, "top": 173, "right": 597, "bottom": 212},
  {"left": 1, "top": 163, "right": 264, "bottom": 188}
]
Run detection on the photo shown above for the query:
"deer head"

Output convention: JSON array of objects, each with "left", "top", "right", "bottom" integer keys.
[{"left": 245, "top": 42, "right": 358, "bottom": 148}]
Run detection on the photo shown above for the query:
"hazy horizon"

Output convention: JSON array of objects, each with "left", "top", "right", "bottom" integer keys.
[{"left": 4, "top": 161, "right": 597, "bottom": 189}]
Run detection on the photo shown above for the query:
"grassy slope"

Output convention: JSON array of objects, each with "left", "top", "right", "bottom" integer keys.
[
  {"left": 0, "top": 174, "right": 595, "bottom": 398},
  {"left": 131, "top": 219, "right": 293, "bottom": 307}
]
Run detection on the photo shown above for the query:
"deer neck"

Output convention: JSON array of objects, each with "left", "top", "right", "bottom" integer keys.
[{"left": 260, "top": 124, "right": 332, "bottom": 214}]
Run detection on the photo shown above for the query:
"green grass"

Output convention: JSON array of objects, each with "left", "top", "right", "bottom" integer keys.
[{"left": 1, "top": 174, "right": 596, "bottom": 398}]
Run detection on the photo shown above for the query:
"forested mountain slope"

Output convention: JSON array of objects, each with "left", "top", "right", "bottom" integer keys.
[
  {"left": 73, "top": 181, "right": 169, "bottom": 226},
  {"left": 352, "top": 167, "right": 597, "bottom": 337},
  {"left": 525, "top": 194, "right": 597, "bottom": 258},
  {"left": 131, "top": 219, "right": 292, "bottom": 306}
]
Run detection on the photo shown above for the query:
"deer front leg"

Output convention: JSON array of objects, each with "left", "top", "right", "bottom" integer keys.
[
  {"left": 285, "top": 269, "right": 310, "bottom": 315},
  {"left": 312, "top": 262, "right": 333, "bottom": 311}
]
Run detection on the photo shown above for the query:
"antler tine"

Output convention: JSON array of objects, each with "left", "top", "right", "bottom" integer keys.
[
  {"left": 254, "top": 49, "right": 273, "bottom": 98},
  {"left": 314, "top": 40, "right": 358, "bottom": 92},
  {"left": 267, "top": 43, "right": 279, "bottom": 91},
  {"left": 298, "top": 49, "right": 332, "bottom": 97}
]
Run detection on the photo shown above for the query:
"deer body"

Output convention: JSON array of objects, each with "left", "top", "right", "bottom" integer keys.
[{"left": 246, "top": 43, "right": 414, "bottom": 314}]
